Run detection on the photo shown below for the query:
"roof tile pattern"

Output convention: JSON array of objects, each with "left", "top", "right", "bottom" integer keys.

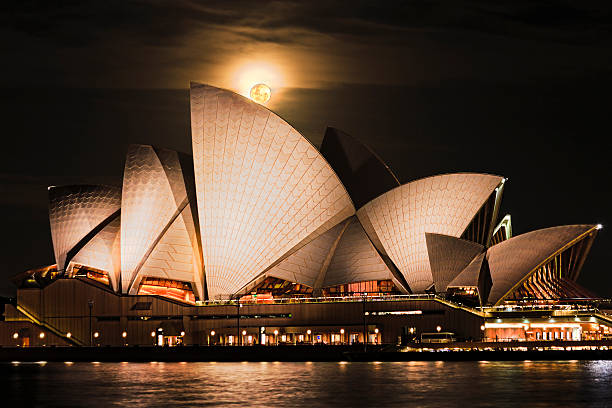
[
  {"left": 447, "top": 252, "right": 486, "bottom": 288},
  {"left": 190, "top": 83, "right": 355, "bottom": 299},
  {"left": 357, "top": 173, "right": 502, "bottom": 292},
  {"left": 135, "top": 205, "right": 204, "bottom": 298},
  {"left": 70, "top": 215, "right": 121, "bottom": 291},
  {"left": 324, "top": 217, "right": 396, "bottom": 288},
  {"left": 264, "top": 221, "right": 347, "bottom": 287},
  {"left": 425, "top": 233, "right": 484, "bottom": 292},
  {"left": 121, "top": 145, "right": 203, "bottom": 297},
  {"left": 49, "top": 185, "right": 121, "bottom": 272},
  {"left": 486, "top": 224, "right": 596, "bottom": 305}
]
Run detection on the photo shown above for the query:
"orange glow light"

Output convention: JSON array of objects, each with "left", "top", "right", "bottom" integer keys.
[
  {"left": 232, "top": 61, "right": 284, "bottom": 99},
  {"left": 138, "top": 284, "right": 195, "bottom": 305}
]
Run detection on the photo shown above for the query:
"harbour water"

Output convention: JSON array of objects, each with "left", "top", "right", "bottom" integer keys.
[{"left": 2, "top": 360, "right": 612, "bottom": 407}]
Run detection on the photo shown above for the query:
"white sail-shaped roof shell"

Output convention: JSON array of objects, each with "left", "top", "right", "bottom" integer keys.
[
  {"left": 357, "top": 173, "right": 503, "bottom": 292},
  {"left": 69, "top": 216, "right": 121, "bottom": 291},
  {"left": 120, "top": 144, "right": 204, "bottom": 299},
  {"left": 262, "top": 221, "right": 348, "bottom": 289},
  {"left": 130, "top": 204, "right": 203, "bottom": 298},
  {"left": 485, "top": 224, "right": 597, "bottom": 305},
  {"left": 190, "top": 83, "right": 355, "bottom": 299},
  {"left": 49, "top": 185, "right": 121, "bottom": 273}
]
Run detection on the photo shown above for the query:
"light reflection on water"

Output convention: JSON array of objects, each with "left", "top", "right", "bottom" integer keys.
[{"left": 2, "top": 360, "right": 612, "bottom": 407}]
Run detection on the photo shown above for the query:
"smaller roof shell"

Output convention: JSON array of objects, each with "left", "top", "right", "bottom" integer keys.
[
  {"left": 48, "top": 185, "right": 121, "bottom": 272},
  {"left": 425, "top": 233, "right": 484, "bottom": 292},
  {"left": 485, "top": 224, "right": 598, "bottom": 305}
]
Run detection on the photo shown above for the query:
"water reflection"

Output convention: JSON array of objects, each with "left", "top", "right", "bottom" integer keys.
[{"left": 2, "top": 361, "right": 612, "bottom": 407}]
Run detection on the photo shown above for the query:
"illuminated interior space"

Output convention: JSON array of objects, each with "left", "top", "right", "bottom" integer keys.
[
  {"left": 137, "top": 278, "right": 196, "bottom": 305},
  {"left": 483, "top": 317, "right": 612, "bottom": 342}
]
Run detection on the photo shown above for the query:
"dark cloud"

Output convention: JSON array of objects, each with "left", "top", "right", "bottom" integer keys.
[
  {"left": 3, "top": 0, "right": 612, "bottom": 48},
  {"left": 0, "top": 1, "right": 609, "bottom": 90}
]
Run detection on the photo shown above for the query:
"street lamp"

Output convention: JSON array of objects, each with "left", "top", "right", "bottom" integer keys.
[
  {"left": 122, "top": 331, "right": 127, "bottom": 338},
  {"left": 436, "top": 326, "right": 442, "bottom": 332},
  {"left": 236, "top": 301, "right": 242, "bottom": 346},
  {"left": 13, "top": 333, "right": 18, "bottom": 339},
  {"left": 39, "top": 332, "right": 45, "bottom": 339},
  {"left": 340, "top": 328, "right": 345, "bottom": 344},
  {"left": 362, "top": 295, "right": 367, "bottom": 351},
  {"left": 274, "top": 329, "right": 279, "bottom": 345},
  {"left": 88, "top": 300, "right": 94, "bottom": 346},
  {"left": 307, "top": 329, "right": 312, "bottom": 345}
]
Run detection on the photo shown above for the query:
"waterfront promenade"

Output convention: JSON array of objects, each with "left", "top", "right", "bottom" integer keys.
[{"left": 1, "top": 341, "right": 611, "bottom": 362}]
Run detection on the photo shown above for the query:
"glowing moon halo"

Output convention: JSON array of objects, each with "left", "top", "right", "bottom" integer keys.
[{"left": 250, "top": 83, "right": 271, "bottom": 104}]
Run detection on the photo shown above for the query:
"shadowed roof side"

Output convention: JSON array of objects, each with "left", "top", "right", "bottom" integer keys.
[
  {"left": 486, "top": 224, "right": 598, "bottom": 305},
  {"left": 425, "top": 233, "right": 484, "bottom": 292},
  {"left": 320, "top": 127, "right": 400, "bottom": 210}
]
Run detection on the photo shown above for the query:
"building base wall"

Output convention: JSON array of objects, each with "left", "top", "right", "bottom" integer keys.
[{"left": 1, "top": 278, "right": 485, "bottom": 346}]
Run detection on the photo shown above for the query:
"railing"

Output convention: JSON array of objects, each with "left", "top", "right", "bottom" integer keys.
[
  {"left": 16, "top": 304, "right": 85, "bottom": 346},
  {"left": 479, "top": 301, "right": 612, "bottom": 314},
  {"left": 195, "top": 293, "right": 440, "bottom": 307}
]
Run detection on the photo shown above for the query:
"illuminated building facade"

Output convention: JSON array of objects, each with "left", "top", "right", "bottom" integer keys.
[{"left": 1, "top": 83, "right": 610, "bottom": 347}]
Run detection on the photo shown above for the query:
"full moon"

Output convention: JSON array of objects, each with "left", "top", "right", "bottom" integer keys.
[{"left": 250, "top": 83, "right": 271, "bottom": 104}]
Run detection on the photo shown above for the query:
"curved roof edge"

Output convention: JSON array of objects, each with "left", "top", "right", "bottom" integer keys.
[
  {"left": 402, "top": 172, "right": 505, "bottom": 192},
  {"left": 190, "top": 83, "right": 356, "bottom": 299},
  {"left": 425, "top": 233, "right": 484, "bottom": 292},
  {"left": 69, "top": 214, "right": 121, "bottom": 291},
  {"left": 189, "top": 82, "right": 356, "bottom": 210},
  {"left": 493, "top": 214, "right": 513, "bottom": 238},
  {"left": 486, "top": 224, "right": 599, "bottom": 305},
  {"left": 121, "top": 144, "right": 205, "bottom": 300},
  {"left": 48, "top": 184, "right": 122, "bottom": 272},
  {"left": 358, "top": 172, "right": 505, "bottom": 216},
  {"left": 447, "top": 252, "right": 486, "bottom": 288},
  {"left": 48, "top": 184, "right": 122, "bottom": 193},
  {"left": 356, "top": 172, "right": 504, "bottom": 292},
  {"left": 320, "top": 126, "right": 400, "bottom": 209}
]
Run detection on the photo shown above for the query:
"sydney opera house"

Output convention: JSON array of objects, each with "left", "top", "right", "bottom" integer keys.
[{"left": 1, "top": 83, "right": 610, "bottom": 348}]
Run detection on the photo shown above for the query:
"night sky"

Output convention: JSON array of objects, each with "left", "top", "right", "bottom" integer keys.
[{"left": 1, "top": 1, "right": 611, "bottom": 297}]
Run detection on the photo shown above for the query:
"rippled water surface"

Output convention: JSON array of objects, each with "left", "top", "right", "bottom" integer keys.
[{"left": 2, "top": 360, "right": 612, "bottom": 407}]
